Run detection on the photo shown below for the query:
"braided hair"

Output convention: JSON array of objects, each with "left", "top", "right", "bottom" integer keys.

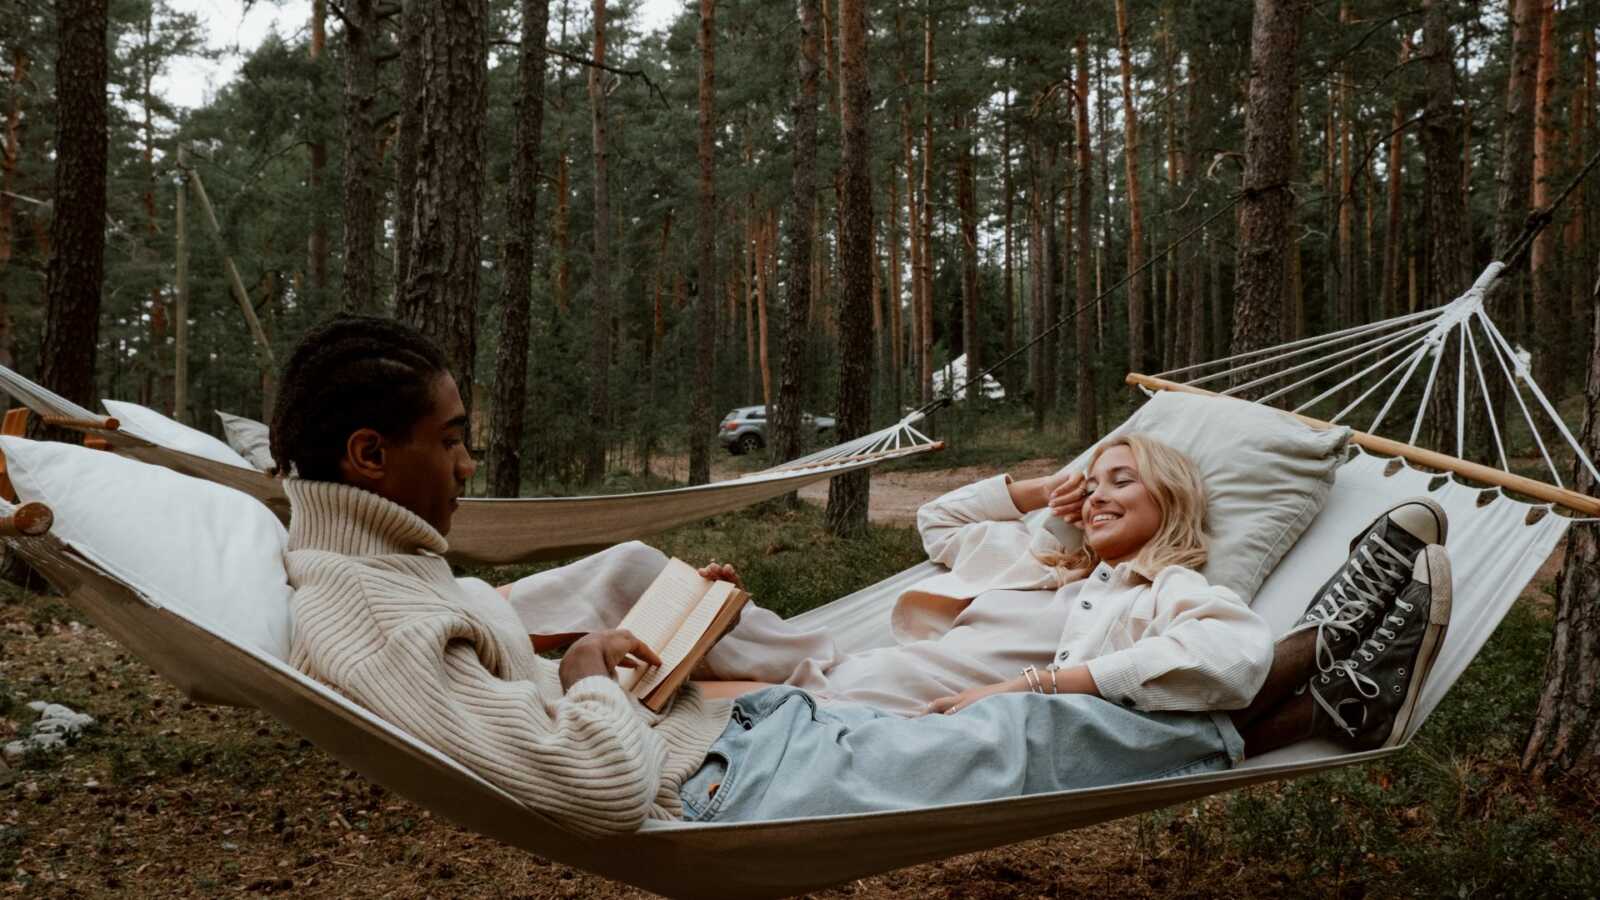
[{"left": 269, "top": 314, "right": 450, "bottom": 481}]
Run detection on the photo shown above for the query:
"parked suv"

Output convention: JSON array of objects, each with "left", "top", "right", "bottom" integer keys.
[{"left": 718, "top": 405, "right": 835, "bottom": 455}]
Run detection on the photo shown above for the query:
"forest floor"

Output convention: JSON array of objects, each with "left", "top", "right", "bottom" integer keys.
[{"left": 3, "top": 432, "right": 1597, "bottom": 897}]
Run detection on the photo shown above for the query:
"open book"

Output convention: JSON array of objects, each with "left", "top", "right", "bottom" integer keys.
[{"left": 615, "top": 558, "right": 749, "bottom": 712}]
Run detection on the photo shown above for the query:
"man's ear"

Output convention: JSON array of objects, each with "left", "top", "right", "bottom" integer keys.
[{"left": 339, "top": 428, "right": 387, "bottom": 484}]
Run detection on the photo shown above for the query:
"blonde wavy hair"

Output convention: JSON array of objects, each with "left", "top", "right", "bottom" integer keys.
[{"left": 1036, "top": 434, "right": 1210, "bottom": 581}]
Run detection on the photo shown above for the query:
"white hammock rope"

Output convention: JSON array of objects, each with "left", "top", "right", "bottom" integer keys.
[{"left": 1152, "top": 261, "right": 1600, "bottom": 513}]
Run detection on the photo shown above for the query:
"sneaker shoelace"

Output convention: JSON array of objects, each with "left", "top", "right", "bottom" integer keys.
[
  {"left": 1301, "top": 534, "right": 1413, "bottom": 672},
  {"left": 1308, "top": 595, "right": 1418, "bottom": 739}
]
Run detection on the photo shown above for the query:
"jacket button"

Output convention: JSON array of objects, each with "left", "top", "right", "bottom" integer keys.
[
  {"left": 1098, "top": 571, "right": 1110, "bottom": 581},
  {"left": 1056, "top": 650, "right": 1070, "bottom": 662},
  {"left": 1080, "top": 600, "right": 1092, "bottom": 610}
]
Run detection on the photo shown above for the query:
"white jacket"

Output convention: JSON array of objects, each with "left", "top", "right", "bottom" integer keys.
[{"left": 894, "top": 474, "right": 1274, "bottom": 711}]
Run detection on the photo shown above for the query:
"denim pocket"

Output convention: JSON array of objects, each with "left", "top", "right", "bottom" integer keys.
[{"left": 680, "top": 751, "right": 729, "bottom": 822}]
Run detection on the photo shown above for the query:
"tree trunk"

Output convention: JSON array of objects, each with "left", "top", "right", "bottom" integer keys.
[
  {"left": 888, "top": 159, "right": 903, "bottom": 416},
  {"left": 1002, "top": 84, "right": 1015, "bottom": 361},
  {"left": 1384, "top": 37, "right": 1413, "bottom": 322},
  {"left": 308, "top": 0, "right": 329, "bottom": 306},
  {"left": 758, "top": 212, "right": 773, "bottom": 408},
  {"left": 1029, "top": 156, "right": 1045, "bottom": 431},
  {"left": 1114, "top": 0, "right": 1147, "bottom": 374},
  {"left": 687, "top": 0, "right": 718, "bottom": 485},
  {"left": 1230, "top": 0, "right": 1303, "bottom": 369},
  {"left": 1075, "top": 35, "right": 1097, "bottom": 442},
  {"left": 341, "top": 0, "right": 381, "bottom": 312},
  {"left": 37, "top": 0, "right": 108, "bottom": 434},
  {"left": 174, "top": 149, "right": 189, "bottom": 423},
  {"left": 1531, "top": 0, "right": 1563, "bottom": 391},
  {"left": 1422, "top": 0, "right": 1470, "bottom": 448},
  {"left": 0, "top": 48, "right": 30, "bottom": 377},
  {"left": 825, "top": 0, "right": 873, "bottom": 538},
  {"left": 773, "top": 0, "right": 819, "bottom": 484},
  {"left": 957, "top": 110, "right": 980, "bottom": 382},
  {"left": 393, "top": 0, "right": 424, "bottom": 292},
  {"left": 584, "top": 0, "right": 615, "bottom": 484},
  {"left": 397, "top": 0, "right": 487, "bottom": 427},
  {"left": 1522, "top": 274, "right": 1600, "bottom": 783},
  {"left": 919, "top": 8, "right": 935, "bottom": 404},
  {"left": 486, "top": 0, "right": 549, "bottom": 498}
]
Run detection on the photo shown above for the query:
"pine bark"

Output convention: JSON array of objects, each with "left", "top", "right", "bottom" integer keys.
[
  {"left": 393, "top": 0, "right": 424, "bottom": 291},
  {"left": 1522, "top": 275, "right": 1600, "bottom": 783},
  {"left": 825, "top": 0, "right": 873, "bottom": 537},
  {"left": 308, "top": 0, "right": 330, "bottom": 305},
  {"left": 957, "top": 110, "right": 980, "bottom": 381},
  {"left": 37, "top": 0, "right": 108, "bottom": 428},
  {"left": 397, "top": 0, "right": 487, "bottom": 424},
  {"left": 486, "top": 0, "right": 550, "bottom": 497},
  {"left": 773, "top": 0, "right": 820, "bottom": 481},
  {"left": 584, "top": 0, "right": 615, "bottom": 484},
  {"left": 1230, "top": 0, "right": 1303, "bottom": 366},
  {"left": 1384, "top": 38, "right": 1414, "bottom": 321},
  {"left": 1075, "top": 35, "right": 1097, "bottom": 442},
  {"left": 1114, "top": 0, "right": 1148, "bottom": 373},
  {"left": 918, "top": 10, "right": 935, "bottom": 404},
  {"left": 1421, "top": 0, "right": 1470, "bottom": 447},
  {"left": 687, "top": 0, "right": 718, "bottom": 485},
  {"left": 1531, "top": 0, "right": 1563, "bottom": 390},
  {"left": 0, "top": 48, "right": 30, "bottom": 376},
  {"left": 341, "top": 0, "right": 381, "bottom": 313}
]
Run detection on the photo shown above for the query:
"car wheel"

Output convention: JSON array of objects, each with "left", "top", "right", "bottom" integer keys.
[{"left": 737, "top": 433, "right": 763, "bottom": 454}]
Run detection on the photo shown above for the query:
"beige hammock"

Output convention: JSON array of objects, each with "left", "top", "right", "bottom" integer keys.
[
  {"left": 3, "top": 262, "right": 1591, "bottom": 896},
  {"left": 0, "top": 365, "right": 941, "bottom": 565}
]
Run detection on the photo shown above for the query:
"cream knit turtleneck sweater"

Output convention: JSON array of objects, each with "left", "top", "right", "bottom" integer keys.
[{"left": 282, "top": 478, "right": 733, "bottom": 836}]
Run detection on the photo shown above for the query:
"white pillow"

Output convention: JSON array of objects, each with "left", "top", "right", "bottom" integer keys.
[
  {"left": 217, "top": 411, "right": 274, "bottom": 472},
  {"left": 0, "top": 436, "right": 293, "bottom": 660},
  {"left": 1047, "top": 390, "right": 1351, "bottom": 601},
  {"left": 102, "top": 399, "right": 254, "bottom": 470}
]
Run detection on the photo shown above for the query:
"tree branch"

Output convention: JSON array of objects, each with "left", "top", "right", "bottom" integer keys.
[{"left": 490, "top": 39, "right": 671, "bottom": 111}]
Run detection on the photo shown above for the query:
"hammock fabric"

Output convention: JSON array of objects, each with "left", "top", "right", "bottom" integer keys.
[
  {"left": 2, "top": 261, "right": 1591, "bottom": 896},
  {"left": 0, "top": 436, "right": 1567, "bottom": 898},
  {"left": 0, "top": 363, "right": 941, "bottom": 565}
]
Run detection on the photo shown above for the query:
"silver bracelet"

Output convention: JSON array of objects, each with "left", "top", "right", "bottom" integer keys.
[
  {"left": 1021, "top": 665, "right": 1042, "bottom": 694},
  {"left": 1045, "top": 663, "right": 1060, "bottom": 695}
]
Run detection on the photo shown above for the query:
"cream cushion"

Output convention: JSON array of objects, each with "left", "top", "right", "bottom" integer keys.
[
  {"left": 0, "top": 436, "right": 293, "bottom": 660},
  {"left": 1035, "top": 390, "right": 1351, "bottom": 600},
  {"left": 102, "top": 399, "right": 254, "bottom": 470},
  {"left": 217, "top": 411, "right": 274, "bottom": 472}
]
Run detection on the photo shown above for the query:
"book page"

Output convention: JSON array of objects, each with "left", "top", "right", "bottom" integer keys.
[
  {"left": 616, "top": 559, "right": 708, "bottom": 690},
  {"left": 630, "top": 581, "right": 735, "bottom": 698}
]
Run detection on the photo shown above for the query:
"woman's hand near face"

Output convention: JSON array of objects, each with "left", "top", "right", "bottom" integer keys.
[{"left": 1047, "top": 471, "right": 1087, "bottom": 527}]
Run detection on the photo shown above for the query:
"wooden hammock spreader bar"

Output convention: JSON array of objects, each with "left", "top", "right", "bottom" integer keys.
[
  {"left": 0, "top": 502, "right": 54, "bottom": 538},
  {"left": 1127, "top": 373, "right": 1600, "bottom": 517},
  {"left": 42, "top": 415, "right": 119, "bottom": 432}
]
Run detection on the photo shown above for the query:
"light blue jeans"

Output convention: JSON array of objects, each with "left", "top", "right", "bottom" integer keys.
[{"left": 679, "top": 686, "right": 1244, "bottom": 824}]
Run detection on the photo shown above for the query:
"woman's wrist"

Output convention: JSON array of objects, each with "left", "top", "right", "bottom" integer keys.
[{"left": 1006, "top": 475, "right": 1054, "bottom": 514}]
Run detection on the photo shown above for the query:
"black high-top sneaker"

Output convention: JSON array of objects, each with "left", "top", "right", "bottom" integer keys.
[
  {"left": 1288, "top": 497, "right": 1447, "bottom": 672},
  {"left": 1309, "top": 545, "right": 1452, "bottom": 751}
]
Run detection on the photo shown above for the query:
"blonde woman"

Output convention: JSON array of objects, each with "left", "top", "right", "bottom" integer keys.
[{"left": 702, "top": 435, "right": 1274, "bottom": 723}]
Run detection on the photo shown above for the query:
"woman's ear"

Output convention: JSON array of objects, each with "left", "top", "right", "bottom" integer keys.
[{"left": 339, "top": 428, "right": 387, "bottom": 484}]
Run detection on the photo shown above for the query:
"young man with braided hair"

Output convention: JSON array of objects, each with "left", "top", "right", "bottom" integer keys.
[{"left": 279, "top": 314, "right": 1449, "bottom": 836}]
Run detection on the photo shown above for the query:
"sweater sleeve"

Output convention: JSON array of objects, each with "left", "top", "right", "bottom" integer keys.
[
  {"left": 311, "top": 603, "right": 669, "bottom": 837},
  {"left": 1084, "top": 571, "right": 1273, "bottom": 712},
  {"left": 916, "top": 474, "right": 1028, "bottom": 564}
]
